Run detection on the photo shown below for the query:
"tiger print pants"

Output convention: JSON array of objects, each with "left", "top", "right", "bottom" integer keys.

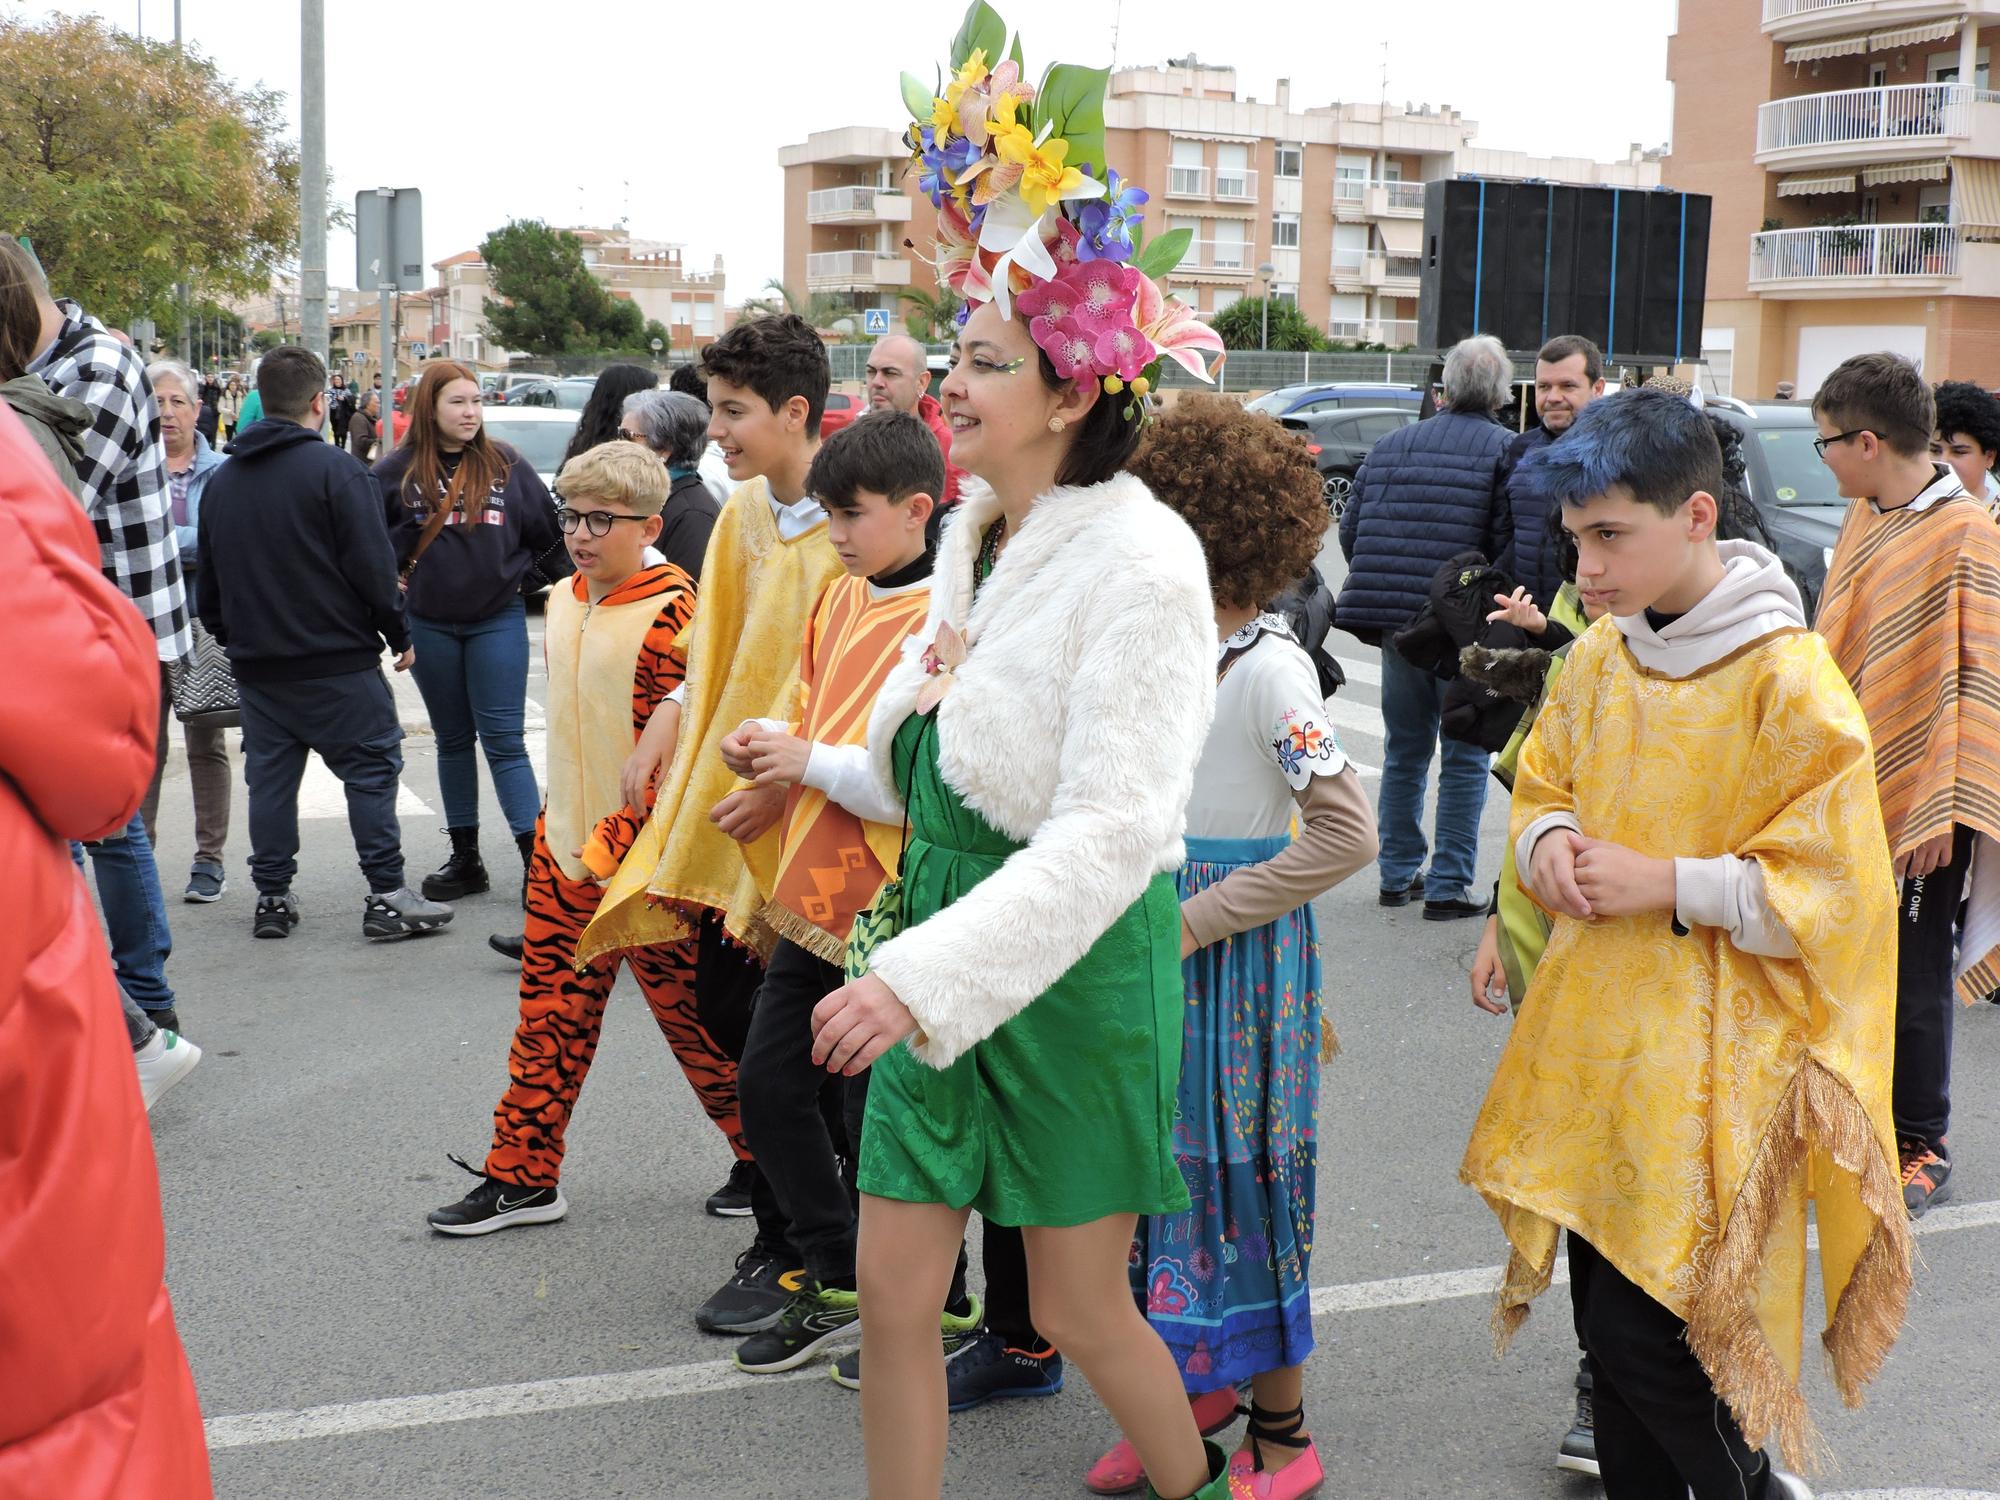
[{"left": 485, "top": 832, "right": 748, "bottom": 1187}]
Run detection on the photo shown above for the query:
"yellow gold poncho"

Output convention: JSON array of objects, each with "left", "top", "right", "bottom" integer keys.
[{"left": 1459, "top": 620, "right": 1911, "bottom": 1470}]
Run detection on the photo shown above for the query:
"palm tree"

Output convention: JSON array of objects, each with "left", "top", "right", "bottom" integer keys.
[
  {"left": 897, "top": 285, "right": 963, "bottom": 342},
  {"left": 743, "top": 279, "right": 861, "bottom": 332}
]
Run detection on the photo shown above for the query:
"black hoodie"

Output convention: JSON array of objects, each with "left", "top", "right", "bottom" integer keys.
[
  {"left": 195, "top": 417, "right": 410, "bottom": 681},
  {"left": 373, "top": 444, "right": 564, "bottom": 623}
]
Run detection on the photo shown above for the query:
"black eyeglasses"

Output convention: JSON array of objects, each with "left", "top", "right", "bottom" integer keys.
[
  {"left": 1813, "top": 428, "right": 1872, "bottom": 458},
  {"left": 555, "top": 506, "right": 653, "bottom": 536}
]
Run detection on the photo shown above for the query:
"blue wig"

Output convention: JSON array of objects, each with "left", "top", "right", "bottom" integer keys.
[{"left": 1519, "top": 386, "right": 1724, "bottom": 516}]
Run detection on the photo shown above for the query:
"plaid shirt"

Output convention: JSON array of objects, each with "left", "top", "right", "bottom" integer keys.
[{"left": 30, "top": 300, "right": 191, "bottom": 661}]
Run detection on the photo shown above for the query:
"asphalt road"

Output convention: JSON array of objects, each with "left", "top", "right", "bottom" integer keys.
[{"left": 141, "top": 537, "right": 2000, "bottom": 1499}]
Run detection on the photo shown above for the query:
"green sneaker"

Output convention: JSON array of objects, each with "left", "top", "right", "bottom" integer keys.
[
  {"left": 828, "top": 1292, "right": 983, "bottom": 1391},
  {"left": 734, "top": 1284, "right": 861, "bottom": 1374}
]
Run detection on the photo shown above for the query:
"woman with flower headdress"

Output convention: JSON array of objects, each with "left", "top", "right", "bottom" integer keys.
[{"left": 805, "top": 9, "right": 1234, "bottom": 1498}]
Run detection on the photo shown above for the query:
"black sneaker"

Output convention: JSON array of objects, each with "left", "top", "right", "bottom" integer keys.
[
  {"left": 695, "top": 1244, "right": 802, "bottom": 1335},
  {"left": 1556, "top": 1384, "right": 1598, "bottom": 1476},
  {"left": 705, "top": 1158, "right": 756, "bottom": 1218},
  {"left": 253, "top": 890, "right": 300, "bottom": 939},
  {"left": 1899, "top": 1136, "right": 1952, "bottom": 1218},
  {"left": 1377, "top": 872, "right": 1426, "bottom": 907},
  {"left": 734, "top": 1284, "right": 861, "bottom": 1373},
  {"left": 829, "top": 1293, "right": 984, "bottom": 1391},
  {"left": 944, "top": 1329, "right": 1064, "bottom": 1412},
  {"left": 428, "top": 1167, "right": 568, "bottom": 1237},
  {"left": 1422, "top": 895, "right": 1486, "bottom": 922},
  {"left": 488, "top": 931, "right": 525, "bottom": 962}
]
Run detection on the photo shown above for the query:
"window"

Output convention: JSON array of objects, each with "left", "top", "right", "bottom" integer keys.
[
  {"left": 1216, "top": 144, "right": 1251, "bottom": 201},
  {"left": 670, "top": 297, "right": 694, "bottom": 325},
  {"left": 1275, "top": 143, "right": 1303, "bottom": 179},
  {"left": 695, "top": 301, "right": 717, "bottom": 335},
  {"left": 1212, "top": 219, "right": 1248, "bottom": 269},
  {"left": 1170, "top": 139, "right": 1206, "bottom": 197},
  {"left": 1212, "top": 289, "right": 1243, "bottom": 315},
  {"left": 1355, "top": 413, "right": 1408, "bottom": 442},
  {"left": 1272, "top": 212, "right": 1300, "bottom": 249},
  {"left": 1335, "top": 154, "right": 1369, "bottom": 203},
  {"left": 1333, "top": 224, "right": 1368, "bottom": 272},
  {"left": 1271, "top": 288, "right": 1298, "bottom": 308}
]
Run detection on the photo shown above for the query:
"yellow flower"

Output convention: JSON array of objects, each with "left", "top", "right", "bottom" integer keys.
[
  {"left": 997, "top": 127, "right": 1083, "bottom": 217},
  {"left": 931, "top": 95, "right": 957, "bottom": 135},
  {"left": 954, "top": 49, "right": 990, "bottom": 93}
]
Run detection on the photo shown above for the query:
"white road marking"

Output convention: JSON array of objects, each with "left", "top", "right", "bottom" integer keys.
[
  {"left": 296, "top": 754, "right": 432, "bottom": 820},
  {"left": 202, "top": 1198, "right": 2000, "bottom": 1451},
  {"left": 1334, "top": 655, "right": 1382, "bottom": 688}
]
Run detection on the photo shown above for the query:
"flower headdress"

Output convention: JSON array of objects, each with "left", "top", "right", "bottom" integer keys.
[{"left": 902, "top": 2, "right": 1224, "bottom": 420}]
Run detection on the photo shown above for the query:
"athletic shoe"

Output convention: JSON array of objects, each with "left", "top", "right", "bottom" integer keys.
[
  {"left": 828, "top": 1295, "right": 984, "bottom": 1390},
  {"left": 253, "top": 890, "right": 300, "bottom": 939},
  {"left": 1556, "top": 1381, "right": 1598, "bottom": 1476},
  {"left": 362, "top": 886, "right": 453, "bottom": 939},
  {"left": 1422, "top": 895, "right": 1486, "bottom": 922},
  {"left": 134, "top": 1028, "right": 202, "bottom": 1110},
  {"left": 1899, "top": 1136, "right": 1952, "bottom": 1218},
  {"left": 943, "top": 1329, "right": 1064, "bottom": 1412},
  {"left": 695, "top": 1244, "right": 802, "bottom": 1335},
  {"left": 488, "top": 931, "right": 525, "bottom": 962},
  {"left": 183, "top": 860, "right": 226, "bottom": 903},
  {"left": 1377, "top": 872, "right": 1426, "bottom": 907},
  {"left": 704, "top": 1158, "right": 756, "bottom": 1218},
  {"left": 1768, "top": 1470, "right": 1814, "bottom": 1499},
  {"left": 1086, "top": 1385, "right": 1241, "bottom": 1494},
  {"left": 733, "top": 1284, "right": 861, "bottom": 1373},
  {"left": 428, "top": 1168, "right": 568, "bottom": 1237}
]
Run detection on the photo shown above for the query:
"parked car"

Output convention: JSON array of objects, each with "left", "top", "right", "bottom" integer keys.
[
  {"left": 818, "top": 389, "right": 869, "bottom": 437},
  {"left": 1245, "top": 381, "right": 1424, "bottom": 419},
  {"left": 1702, "top": 396, "right": 1844, "bottom": 618},
  {"left": 554, "top": 376, "right": 598, "bottom": 411},
  {"left": 1279, "top": 407, "right": 1421, "bottom": 518},
  {"left": 491, "top": 378, "right": 559, "bottom": 409},
  {"left": 485, "top": 373, "right": 558, "bottom": 405},
  {"left": 481, "top": 406, "right": 582, "bottom": 491}
]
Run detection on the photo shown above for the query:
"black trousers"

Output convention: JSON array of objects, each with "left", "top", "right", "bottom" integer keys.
[
  {"left": 1567, "top": 1236, "right": 1771, "bottom": 1500},
  {"left": 1892, "top": 824, "right": 1973, "bottom": 1151}
]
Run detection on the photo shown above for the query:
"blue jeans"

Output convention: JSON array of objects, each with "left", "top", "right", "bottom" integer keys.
[
  {"left": 407, "top": 600, "right": 540, "bottom": 836},
  {"left": 72, "top": 812, "right": 177, "bottom": 1013},
  {"left": 1375, "top": 646, "right": 1491, "bottom": 903}
]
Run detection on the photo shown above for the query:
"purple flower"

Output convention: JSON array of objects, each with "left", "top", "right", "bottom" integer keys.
[{"left": 1077, "top": 167, "right": 1149, "bottom": 263}]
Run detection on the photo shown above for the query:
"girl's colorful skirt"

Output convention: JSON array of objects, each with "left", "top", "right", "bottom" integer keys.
[{"left": 1134, "top": 833, "right": 1323, "bottom": 1391}]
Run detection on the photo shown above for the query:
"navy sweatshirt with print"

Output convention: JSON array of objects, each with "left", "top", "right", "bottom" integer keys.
[{"left": 373, "top": 443, "right": 565, "bottom": 623}]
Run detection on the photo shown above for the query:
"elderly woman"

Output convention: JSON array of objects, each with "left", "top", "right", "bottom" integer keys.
[
  {"left": 145, "top": 359, "right": 234, "bottom": 903},
  {"left": 1335, "top": 333, "right": 1514, "bottom": 921},
  {"left": 619, "top": 388, "right": 721, "bottom": 581}
]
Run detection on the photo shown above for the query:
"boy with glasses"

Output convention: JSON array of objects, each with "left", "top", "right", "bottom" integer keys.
[
  {"left": 429, "top": 442, "right": 703, "bottom": 1234},
  {"left": 1811, "top": 352, "right": 2000, "bottom": 1217}
]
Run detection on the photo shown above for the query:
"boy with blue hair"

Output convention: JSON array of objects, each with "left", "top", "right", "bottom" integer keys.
[{"left": 1461, "top": 388, "right": 1910, "bottom": 1499}]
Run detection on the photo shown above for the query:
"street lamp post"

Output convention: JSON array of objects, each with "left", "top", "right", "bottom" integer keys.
[
  {"left": 1257, "top": 262, "right": 1277, "bottom": 351},
  {"left": 650, "top": 335, "right": 664, "bottom": 371}
]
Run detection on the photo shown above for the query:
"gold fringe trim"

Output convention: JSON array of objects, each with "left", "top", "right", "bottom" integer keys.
[
  {"left": 756, "top": 899, "right": 848, "bottom": 968},
  {"left": 1956, "top": 950, "right": 1999, "bottom": 1007},
  {"left": 1319, "top": 1014, "right": 1341, "bottom": 1062},
  {"left": 1490, "top": 1242, "right": 1554, "bottom": 1353},
  {"left": 1684, "top": 1058, "right": 1913, "bottom": 1474}
]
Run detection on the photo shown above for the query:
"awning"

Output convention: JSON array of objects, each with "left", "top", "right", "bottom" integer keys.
[
  {"left": 1777, "top": 171, "right": 1857, "bottom": 196},
  {"left": 1869, "top": 19, "right": 1961, "bottom": 50},
  {"left": 1954, "top": 157, "right": 2000, "bottom": 225},
  {"left": 1784, "top": 33, "right": 1869, "bottom": 64},
  {"left": 1863, "top": 159, "right": 1949, "bottom": 186},
  {"left": 1376, "top": 217, "right": 1423, "bottom": 254}
]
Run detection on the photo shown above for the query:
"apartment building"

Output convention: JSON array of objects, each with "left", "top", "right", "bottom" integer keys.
[
  {"left": 432, "top": 228, "right": 728, "bottom": 368},
  {"left": 1668, "top": 0, "right": 2000, "bottom": 396},
  {"left": 779, "top": 62, "right": 1658, "bottom": 348},
  {"left": 328, "top": 292, "right": 436, "bottom": 383}
]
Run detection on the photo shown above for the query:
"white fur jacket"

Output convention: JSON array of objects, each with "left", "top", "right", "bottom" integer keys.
[{"left": 863, "top": 471, "right": 1216, "bottom": 1069}]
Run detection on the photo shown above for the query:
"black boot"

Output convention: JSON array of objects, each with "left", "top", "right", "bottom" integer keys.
[
  {"left": 422, "top": 826, "right": 490, "bottom": 901},
  {"left": 488, "top": 828, "right": 536, "bottom": 961}
]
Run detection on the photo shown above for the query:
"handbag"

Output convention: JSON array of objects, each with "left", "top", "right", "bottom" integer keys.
[
  {"left": 169, "top": 615, "right": 241, "bottom": 729},
  {"left": 841, "top": 713, "right": 933, "bottom": 982}
]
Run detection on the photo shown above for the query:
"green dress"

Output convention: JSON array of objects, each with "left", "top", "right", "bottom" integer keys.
[{"left": 857, "top": 671, "right": 1193, "bottom": 1228}]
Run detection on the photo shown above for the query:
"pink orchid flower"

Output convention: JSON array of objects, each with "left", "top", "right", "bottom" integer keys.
[{"left": 1134, "top": 273, "right": 1226, "bottom": 382}]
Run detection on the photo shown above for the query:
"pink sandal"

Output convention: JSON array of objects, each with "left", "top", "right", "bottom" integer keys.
[
  {"left": 1225, "top": 1402, "right": 1323, "bottom": 1499},
  {"left": 1084, "top": 1387, "right": 1242, "bottom": 1495}
]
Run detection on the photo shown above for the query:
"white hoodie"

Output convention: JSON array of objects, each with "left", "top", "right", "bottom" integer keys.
[{"left": 1517, "top": 540, "right": 1805, "bottom": 958}]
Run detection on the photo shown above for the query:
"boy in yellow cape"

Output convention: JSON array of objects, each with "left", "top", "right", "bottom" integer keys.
[
  {"left": 577, "top": 313, "right": 843, "bottom": 1335},
  {"left": 1459, "top": 389, "right": 1910, "bottom": 1497}
]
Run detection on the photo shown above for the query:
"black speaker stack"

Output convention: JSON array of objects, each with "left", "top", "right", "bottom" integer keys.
[{"left": 1416, "top": 179, "right": 1711, "bottom": 365}]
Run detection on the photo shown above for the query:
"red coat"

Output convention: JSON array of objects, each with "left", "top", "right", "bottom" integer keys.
[
  {"left": 915, "top": 393, "right": 964, "bottom": 508},
  {"left": 0, "top": 404, "right": 214, "bottom": 1499}
]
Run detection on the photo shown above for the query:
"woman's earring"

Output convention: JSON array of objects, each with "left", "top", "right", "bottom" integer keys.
[{"left": 1048, "top": 416, "right": 1066, "bottom": 433}]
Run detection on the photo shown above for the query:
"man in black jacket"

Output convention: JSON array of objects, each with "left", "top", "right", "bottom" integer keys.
[
  {"left": 196, "top": 346, "right": 452, "bottom": 942},
  {"left": 1492, "top": 335, "right": 1605, "bottom": 611}
]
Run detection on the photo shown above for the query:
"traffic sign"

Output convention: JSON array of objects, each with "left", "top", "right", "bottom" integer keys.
[
  {"left": 355, "top": 188, "right": 425, "bottom": 290},
  {"left": 863, "top": 308, "right": 891, "bottom": 336}
]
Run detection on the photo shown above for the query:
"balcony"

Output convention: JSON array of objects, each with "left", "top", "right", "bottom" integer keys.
[
  {"left": 806, "top": 251, "right": 914, "bottom": 291},
  {"left": 1214, "top": 169, "right": 1259, "bottom": 203},
  {"left": 1747, "top": 221, "right": 1966, "bottom": 295},
  {"left": 1329, "top": 318, "right": 1420, "bottom": 346},
  {"left": 1165, "top": 166, "right": 1258, "bottom": 202},
  {"left": 1180, "top": 239, "right": 1255, "bottom": 275},
  {"left": 806, "top": 187, "right": 912, "bottom": 225},
  {"left": 1755, "top": 83, "right": 2000, "bottom": 169},
  {"left": 1761, "top": 0, "right": 1997, "bottom": 44},
  {"left": 1366, "top": 181, "right": 1426, "bottom": 217},
  {"left": 1167, "top": 165, "right": 1210, "bottom": 199}
]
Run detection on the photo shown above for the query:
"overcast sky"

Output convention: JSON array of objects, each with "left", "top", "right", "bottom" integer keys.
[{"left": 26, "top": 0, "right": 1678, "bottom": 302}]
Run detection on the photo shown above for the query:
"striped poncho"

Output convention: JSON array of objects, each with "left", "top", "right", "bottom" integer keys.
[{"left": 1815, "top": 467, "right": 2000, "bottom": 1003}]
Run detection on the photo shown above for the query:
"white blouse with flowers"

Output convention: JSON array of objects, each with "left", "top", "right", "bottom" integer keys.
[{"left": 1185, "top": 617, "right": 1348, "bottom": 840}]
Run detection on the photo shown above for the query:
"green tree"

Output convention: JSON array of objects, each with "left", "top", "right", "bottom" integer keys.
[
  {"left": 743, "top": 278, "right": 859, "bottom": 333},
  {"left": 897, "top": 284, "right": 962, "bottom": 342},
  {"left": 478, "top": 219, "right": 645, "bottom": 356},
  {"left": 1211, "top": 297, "right": 1332, "bottom": 354},
  {"left": 1, "top": 15, "right": 300, "bottom": 328}
]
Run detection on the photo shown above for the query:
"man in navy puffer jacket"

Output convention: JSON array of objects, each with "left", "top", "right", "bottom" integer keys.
[{"left": 1336, "top": 334, "right": 1513, "bottom": 920}]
